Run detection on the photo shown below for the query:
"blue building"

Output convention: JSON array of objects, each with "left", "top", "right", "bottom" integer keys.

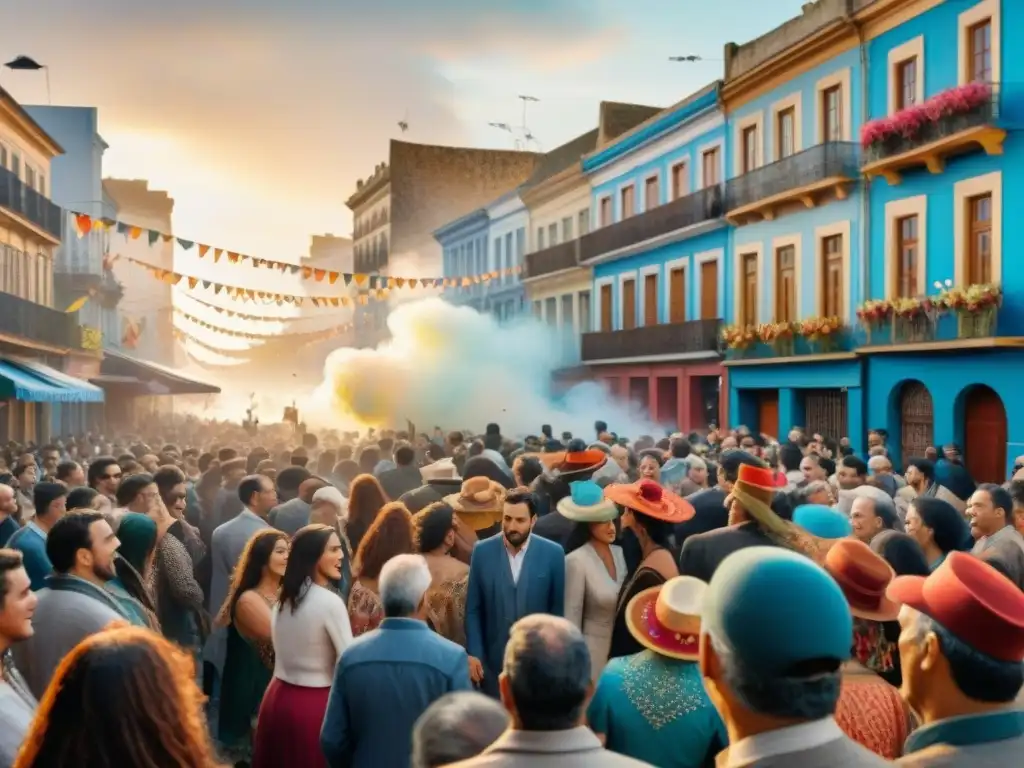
[
  {"left": 578, "top": 83, "right": 728, "bottom": 429},
  {"left": 434, "top": 207, "right": 490, "bottom": 313},
  {"left": 719, "top": 0, "right": 1015, "bottom": 482},
  {"left": 484, "top": 190, "right": 527, "bottom": 322}
]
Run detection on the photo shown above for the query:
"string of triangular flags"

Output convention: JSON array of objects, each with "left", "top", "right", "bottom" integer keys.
[
  {"left": 175, "top": 293, "right": 330, "bottom": 322},
  {"left": 175, "top": 308, "right": 353, "bottom": 341},
  {"left": 73, "top": 212, "right": 522, "bottom": 289},
  {"left": 172, "top": 328, "right": 255, "bottom": 357},
  {"left": 122, "top": 255, "right": 392, "bottom": 306}
]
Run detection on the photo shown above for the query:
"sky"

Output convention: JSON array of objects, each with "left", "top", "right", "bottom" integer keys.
[{"left": 1, "top": 0, "right": 807, "bottom": 381}]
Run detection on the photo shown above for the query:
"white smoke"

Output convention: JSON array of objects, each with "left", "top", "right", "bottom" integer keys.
[{"left": 304, "top": 298, "right": 663, "bottom": 439}]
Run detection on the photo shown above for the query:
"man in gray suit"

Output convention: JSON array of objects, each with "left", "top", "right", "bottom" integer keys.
[
  {"left": 450, "top": 614, "right": 651, "bottom": 767},
  {"left": 889, "top": 551, "right": 1024, "bottom": 766},
  {"left": 699, "top": 547, "right": 890, "bottom": 767},
  {"left": 202, "top": 474, "right": 276, "bottom": 733}
]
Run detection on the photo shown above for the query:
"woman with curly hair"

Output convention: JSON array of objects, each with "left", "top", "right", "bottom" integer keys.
[
  {"left": 216, "top": 529, "right": 288, "bottom": 765},
  {"left": 345, "top": 474, "right": 389, "bottom": 554},
  {"left": 253, "top": 524, "right": 350, "bottom": 768},
  {"left": 347, "top": 502, "right": 415, "bottom": 637},
  {"left": 14, "top": 626, "right": 223, "bottom": 768},
  {"left": 412, "top": 502, "right": 469, "bottom": 646}
]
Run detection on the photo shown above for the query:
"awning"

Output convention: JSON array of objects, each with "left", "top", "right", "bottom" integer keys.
[
  {"left": 0, "top": 358, "right": 105, "bottom": 403},
  {"left": 98, "top": 349, "right": 220, "bottom": 395}
]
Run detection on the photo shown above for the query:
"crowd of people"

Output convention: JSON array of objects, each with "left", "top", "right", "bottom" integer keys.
[{"left": 0, "top": 417, "right": 1021, "bottom": 767}]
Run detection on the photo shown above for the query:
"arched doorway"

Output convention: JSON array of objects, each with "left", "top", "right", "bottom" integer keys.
[
  {"left": 899, "top": 381, "right": 933, "bottom": 464},
  {"left": 963, "top": 386, "right": 1007, "bottom": 484}
]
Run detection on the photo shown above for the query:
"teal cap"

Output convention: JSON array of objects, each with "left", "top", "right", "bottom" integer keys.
[
  {"left": 793, "top": 504, "right": 852, "bottom": 540},
  {"left": 703, "top": 547, "right": 852, "bottom": 675}
]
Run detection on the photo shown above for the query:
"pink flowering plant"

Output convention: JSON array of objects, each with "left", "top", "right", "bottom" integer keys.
[{"left": 860, "top": 82, "right": 993, "bottom": 153}]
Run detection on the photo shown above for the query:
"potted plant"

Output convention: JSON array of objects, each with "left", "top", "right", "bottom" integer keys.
[
  {"left": 799, "top": 316, "right": 843, "bottom": 353},
  {"left": 940, "top": 283, "right": 1002, "bottom": 338},
  {"left": 721, "top": 323, "right": 759, "bottom": 358},
  {"left": 890, "top": 297, "right": 940, "bottom": 343},
  {"left": 856, "top": 299, "right": 893, "bottom": 344},
  {"left": 758, "top": 321, "right": 797, "bottom": 357}
]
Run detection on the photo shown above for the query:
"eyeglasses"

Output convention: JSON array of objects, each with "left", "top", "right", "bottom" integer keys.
[{"left": 101, "top": 473, "right": 122, "bottom": 481}]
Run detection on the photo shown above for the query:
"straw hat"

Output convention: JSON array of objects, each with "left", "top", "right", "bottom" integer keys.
[
  {"left": 603, "top": 480, "right": 695, "bottom": 523},
  {"left": 824, "top": 539, "right": 901, "bottom": 622},
  {"left": 625, "top": 576, "right": 707, "bottom": 660},
  {"left": 556, "top": 481, "right": 618, "bottom": 523},
  {"left": 443, "top": 476, "right": 505, "bottom": 531}
]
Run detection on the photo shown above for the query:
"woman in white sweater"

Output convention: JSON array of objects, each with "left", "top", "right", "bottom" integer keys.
[{"left": 253, "top": 524, "right": 351, "bottom": 768}]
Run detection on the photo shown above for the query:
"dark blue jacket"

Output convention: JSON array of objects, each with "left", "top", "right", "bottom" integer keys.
[
  {"left": 320, "top": 618, "right": 470, "bottom": 768},
  {"left": 8, "top": 524, "right": 52, "bottom": 590}
]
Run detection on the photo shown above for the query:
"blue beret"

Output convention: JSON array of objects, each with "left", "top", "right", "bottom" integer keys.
[
  {"left": 703, "top": 547, "right": 852, "bottom": 675},
  {"left": 793, "top": 504, "right": 852, "bottom": 540}
]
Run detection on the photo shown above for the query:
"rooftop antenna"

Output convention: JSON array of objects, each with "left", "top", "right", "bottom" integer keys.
[
  {"left": 517, "top": 95, "right": 541, "bottom": 150},
  {"left": 397, "top": 108, "right": 409, "bottom": 133}
]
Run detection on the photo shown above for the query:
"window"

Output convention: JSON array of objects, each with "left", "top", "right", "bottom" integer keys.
[
  {"left": 702, "top": 147, "right": 720, "bottom": 186},
  {"left": 599, "top": 283, "right": 613, "bottom": 332},
  {"left": 822, "top": 235, "right": 844, "bottom": 317},
  {"left": 671, "top": 162, "right": 688, "bottom": 200},
  {"left": 777, "top": 107, "right": 796, "bottom": 159},
  {"left": 39, "top": 175, "right": 45, "bottom": 197},
  {"left": 545, "top": 297, "right": 558, "bottom": 326},
  {"left": 621, "top": 185, "right": 635, "bottom": 218},
  {"left": 775, "top": 246, "right": 796, "bottom": 323},
  {"left": 643, "top": 273, "right": 658, "bottom": 326},
  {"left": 515, "top": 228, "right": 525, "bottom": 260},
  {"left": 645, "top": 176, "right": 660, "bottom": 210},
  {"left": 599, "top": 197, "right": 612, "bottom": 227},
  {"left": 559, "top": 217, "right": 571, "bottom": 242},
  {"left": 822, "top": 85, "right": 842, "bottom": 142},
  {"left": 11, "top": 153, "right": 19, "bottom": 179},
  {"left": 896, "top": 58, "right": 918, "bottom": 110},
  {"left": 533, "top": 300, "right": 542, "bottom": 319},
  {"left": 25, "top": 167, "right": 35, "bottom": 191},
  {"left": 895, "top": 215, "right": 920, "bottom": 298},
  {"left": 548, "top": 223, "right": 558, "bottom": 246},
  {"left": 740, "top": 253, "right": 758, "bottom": 326},
  {"left": 505, "top": 232, "right": 514, "bottom": 274},
  {"left": 536, "top": 227, "right": 545, "bottom": 250},
  {"left": 578, "top": 290, "right": 591, "bottom": 334},
  {"left": 669, "top": 267, "right": 686, "bottom": 323},
  {"left": 968, "top": 19, "right": 992, "bottom": 83},
  {"left": 578, "top": 208, "right": 590, "bottom": 236},
  {"left": 622, "top": 279, "right": 637, "bottom": 330},
  {"left": 0, "top": 145, "right": 5, "bottom": 168},
  {"left": 561, "top": 294, "right": 574, "bottom": 331},
  {"left": 967, "top": 193, "right": 992, "bottom": 284},
  {"left": 493, "top": 237, "right": 502, "bottom": 275},
  {"left": 742, "top": 126, "right": 758, "bottom": 172}
]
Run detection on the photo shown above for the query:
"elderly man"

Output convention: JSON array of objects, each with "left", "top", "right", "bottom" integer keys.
[
  {"left": 890, "top": 553, "right": 1024, "bottom": 764},
  {"left": 450, "top": 615, "right": 651, "bottom": 766},
  {"left": 412, "top": 692, "right": 509, "bottom": 768},
  {"left": 846, "top": 490, "right": 903, "bottom": 544},
  {"left": 700, "top": 547, "right": 889, "bottom": 766},
  {"left": 321, "top": 554, "right": 470, "bottom": 768}
]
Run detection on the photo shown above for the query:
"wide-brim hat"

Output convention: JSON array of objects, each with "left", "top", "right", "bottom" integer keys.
[
  {"left": 443, "top": 476, "right": 506, "bottom": 530},
  {"left": 552, "top": 449, "right": 608, "bottom": 477},
  {"left": 625, "top": 576, "right": 707, "bottom": 661},
  {"left": 556, "top": 480, "right": 618, "bottom": 522},
  {"left": 422, "top": 458, "right": 459, "bottom": 482},
  {"left": 604, "top": 480, "right": 695, "bottom": 523},
  {"left": 888, "top": 551, "right": 1024, "bottom": 663},
  {"left": 824, "top": 539, "right": 901, "bottom": 622}
]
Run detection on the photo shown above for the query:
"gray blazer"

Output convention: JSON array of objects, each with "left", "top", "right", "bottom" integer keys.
[
  {"left": 898, "top": 735, "right": 1024, "bottom": 766},
  {"left": 896, "top": 709, "right": 1024, "bottom": 766},
  {"left": 202, "top": 509, "right": 269, "bottom": 671},
  {"left": 449, "top": 726, "right": 653, "bottom": 767},
  {"left": 715, "top": 734, "right": 891, "bottom": 767}
]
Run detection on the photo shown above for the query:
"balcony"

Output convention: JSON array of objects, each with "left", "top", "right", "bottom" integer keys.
[
  {"left": 0, "top": 290, "right": 82, "bottom": 350},
  {"left": 723, "top": 324, "right": 856, "bottom": 364},
  {"left": 862, "top": 84, "right": 1004, "bottom": 186},
  {"left": 726, "top": 142, "right": 858, "bottom": 226},
  {"left": 581, "top": 318, "right": 721, "bottom": 363},
  {"left": 580, "top": 184, "right": 725, "bottom": 263},
  {"left": 524, "top": 239, "right": 579, "bottom": 280},
  {"left": 0, "top": 166, "right": 62, "bottom": 243}
]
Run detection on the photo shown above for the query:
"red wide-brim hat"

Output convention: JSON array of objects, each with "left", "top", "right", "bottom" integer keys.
[
  {"left": 625, "top": 583, "right": 701, "bottom": 661},
  {"left": 604, "top": 479, "right": 695, "bottom": 523}
]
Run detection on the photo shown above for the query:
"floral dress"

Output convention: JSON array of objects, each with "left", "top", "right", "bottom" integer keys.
[{"left": 347, "top": 580, "right": 383, "bottom": 637}]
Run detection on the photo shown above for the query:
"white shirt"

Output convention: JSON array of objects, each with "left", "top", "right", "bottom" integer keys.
[
  {"left": 506, "top": 534, "right": 531, "bottom": 585},
  {"left": 725, "top": 717, "right": 843, "bottom": 767},
  {"left": 271, "top": 581, "right": 353, "bottom": 687}
]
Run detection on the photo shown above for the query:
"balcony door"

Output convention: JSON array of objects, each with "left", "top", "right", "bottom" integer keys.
[
  {"left": 669, "top": 267, "right": 687, "bottom": 323},
  {"left": 622, "top": 279, "right": 637, "bottom": 330},
  {"left": 700, "top": 260, "right": 718, "bottom": 320},
  {"left": 600, "top": 283, "right": 613, "bottom": 332},
  {"left": 644, "top": 273, "right": 658, "bottom": 326}
]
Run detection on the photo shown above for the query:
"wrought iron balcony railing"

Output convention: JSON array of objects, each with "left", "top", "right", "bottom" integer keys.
[
  {"left": 581, "top": 318, "right": 722, "bottom": 362},
  {"left": 0, "top": 166, "right": 63, "bottom": 240}
]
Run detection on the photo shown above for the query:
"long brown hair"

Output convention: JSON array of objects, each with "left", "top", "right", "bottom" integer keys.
[
  {"left": 14, "top": 626, "right": 224, "bottom": 768},
  {"left": 346, "top": 473, "right": 388, "bottom": 553},
  {"left": 354, "top": 502, "right": 414, "bottom": 580},
  {"left": 216, "top": 529, "right": 288, "bottom": 627}
]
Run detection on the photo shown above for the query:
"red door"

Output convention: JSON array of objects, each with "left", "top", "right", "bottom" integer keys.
[
  {"left": 758, "top": 391, "right": 779, "bottom": 439},
  {"left": 964, "top": 386, "right": 1007, "bottom": 484}
]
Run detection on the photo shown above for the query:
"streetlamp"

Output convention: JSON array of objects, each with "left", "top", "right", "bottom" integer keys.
[{"left": 4, "top": 55, "right": 50, "bottom": 103}]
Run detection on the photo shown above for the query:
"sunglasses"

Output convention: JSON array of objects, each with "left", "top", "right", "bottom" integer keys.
[{"left": 101, "top": 472, "right": 122, "bottom": 481}]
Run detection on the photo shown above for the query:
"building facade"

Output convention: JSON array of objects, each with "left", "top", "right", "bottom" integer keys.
[
  {"left": 484, "top": 190, "right": 527, "bottom": 321},
  {"left": 717, "top": 0, "right": 1015, "bottom": 481},
  {"left": 581, "top": 84, "right": 727, "bottom": 429},
  {"left": 0, "top": 88, "right": 103, "bottom": 443},
  {"left": 435, "top": 207, "right": 490, "bottom": 311}
]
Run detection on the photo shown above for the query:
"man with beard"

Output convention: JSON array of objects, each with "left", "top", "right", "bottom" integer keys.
[
  {"left": 12, "top": 511, "right": 128, "bottom": 699},
  {"left": 465, "top": 489, "right": 565, "bottom": 698}
]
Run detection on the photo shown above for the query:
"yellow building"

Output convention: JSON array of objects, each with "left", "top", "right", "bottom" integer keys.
[{"left": 0, "top": 86, "right": 104, "bottom": 443}]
